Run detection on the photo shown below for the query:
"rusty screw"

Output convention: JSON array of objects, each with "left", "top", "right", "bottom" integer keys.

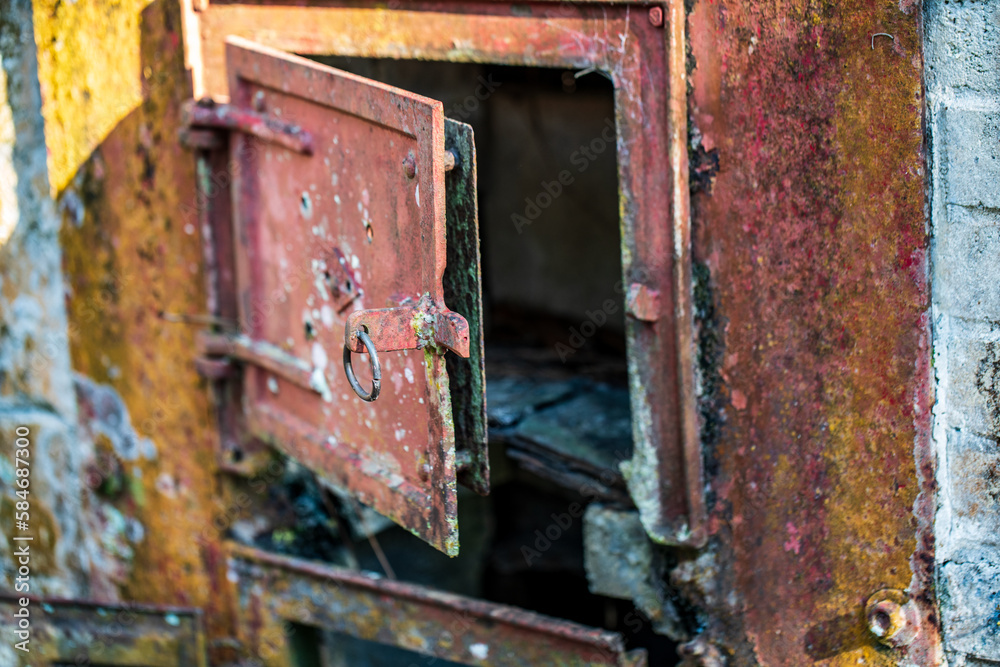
[
  {"left": 865, "top": 589, "right": 918, "bottom": 647},
  {"left": 867, "top": 601, "right": 903, "bottom": 641},
  {"left": 402, "top": 151, "right": 417, "bottom": 179},
  {"left": 648, "top": 6, "right": 664, "bottom": 28}
]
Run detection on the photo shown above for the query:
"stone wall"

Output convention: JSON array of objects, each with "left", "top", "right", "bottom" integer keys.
[
  {"left": 926, "top": 0, "right": 1000, "bottom": 663},
  {"left": 0, "top": 0, "right": 93, "bottom": 598}
]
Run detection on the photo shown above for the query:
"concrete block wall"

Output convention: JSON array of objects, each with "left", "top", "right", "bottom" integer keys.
[{"left": 926, "top": 0, "right": 1000, "bottom": 662}]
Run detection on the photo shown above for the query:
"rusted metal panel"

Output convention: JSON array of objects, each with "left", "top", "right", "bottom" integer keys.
[
  {"left": 0, "top": 597, "right": 208, "bottom": 666},
  {"left": 443, "top": 117, "right": 490, "bottom": 495},
  {"left": 210, "top": 37, "right": 480, "bottom": 555},
  {"left": 193, "top": 0, "right": 703, "bottom": 548},
  {"left": 687, "top": 0, "right": 939, "bottom": 663},
  {"left": 228, "top": 542, "right": 647, "bottom": 666}
]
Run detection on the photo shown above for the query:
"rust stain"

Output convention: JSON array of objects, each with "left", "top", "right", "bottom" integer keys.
[
  {"left": 689, "top": 0, "right": 937, "bottom": 664},
  {"left": 44, "top": 0, "right": 236, "bottom": 661}
]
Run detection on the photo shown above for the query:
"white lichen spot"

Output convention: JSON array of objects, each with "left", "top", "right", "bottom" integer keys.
[
  {"left": 321, "top": 304, "right": 334, "bottom": 327},
  {"left": 184, "top": 223, "right": 195, "bottom": 235},
  {"left": 404, "top": 367, "right": 415, "bottom": 384},
  {"left": 334, "top": 194, "right": 341, "bottom": 205},
  {"left": 309, "top": 368, "right": 333, "bottom": 403},
  {"left": 394, "top": 428, "right": 406, "bottom": 441},
  {"left": 155, "top": 472, "right": 177, "bottom": 498},
  {"left": 415, "top": 183, "right": 420, "bottom": 207},
  {"left": 312, "top": 341, "right": 329, "bottom": 370},
  {"left": 267, "top": 376, "right": 279, "bottom": 394},
  {"left": 469, "top": 643, "right": 489, "bottom": 660}
]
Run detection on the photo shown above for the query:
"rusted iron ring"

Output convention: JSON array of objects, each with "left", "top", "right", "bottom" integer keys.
[{"left": 343, "top": 329, "right": 381, "bottom": 402}]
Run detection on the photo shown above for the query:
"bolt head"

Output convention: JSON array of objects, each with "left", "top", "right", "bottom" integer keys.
[
  {"left": 865, "top": 589, "right": 919, "bottom": 648},
  {"left": 648, "top": 6, "right": 664, "bottom": 27},
  {"left": 402, "top": 151, "right": 417, "bottom": 179}
]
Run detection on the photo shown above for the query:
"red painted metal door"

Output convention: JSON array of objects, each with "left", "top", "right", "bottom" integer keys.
[{"left": 218, "top": 37, "right": 482, "bottom": 555}]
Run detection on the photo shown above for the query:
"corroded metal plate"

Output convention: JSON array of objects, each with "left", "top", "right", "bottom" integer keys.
[{"left": 225, "top": 37, "right": 461, "bottom": 555}]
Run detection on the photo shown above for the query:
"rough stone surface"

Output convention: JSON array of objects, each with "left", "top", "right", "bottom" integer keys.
[
  {"left": 0, "top": 0, "right": 92, "bottom": 597},
  {"left": 926, "top": 0, "right": 1000, "bottom": 662},
  {"left": 934, "top": 315, "right": 1000, "bottom": 440},
  {"left": 939, "top": 548, "right": 1000, "bottom": 662},
  {"left": 582, "top": 504, "right": 682, "bottom": 639},
  {"left": 941, "top": 429, "right": 1000, "bottom": 553},
  {"left": 934, "top": 206, "right": 1000, "bottom": 320},
  {"left": 941, "top": 109, "right": 1000, "bottom": 210},
  {"left": 924, "top": 1, "right": 1000, "bottom": 97}
]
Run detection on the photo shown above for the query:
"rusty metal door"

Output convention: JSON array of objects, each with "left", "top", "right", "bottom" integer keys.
[{"left": 198, "top": 37, "right": 485, "bottom": 556}]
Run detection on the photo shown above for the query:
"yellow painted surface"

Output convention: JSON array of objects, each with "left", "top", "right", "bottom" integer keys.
[{"left": 33, "top": 0, "right": 153, "bottom": 194}]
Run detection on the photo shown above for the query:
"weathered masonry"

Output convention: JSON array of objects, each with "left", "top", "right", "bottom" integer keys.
[{"left": 0, "top": 0, "right": 998, "bottom": 665}]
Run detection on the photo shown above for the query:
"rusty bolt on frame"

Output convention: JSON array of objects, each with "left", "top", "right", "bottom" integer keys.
[
  {"left": 648, "top": 6, "right": 664, "bottom": 27},
  {"left": 403, "top": 151, "right": 417, "bottom": 179},
  {"left": 865, "top": 589, "right": 919, "bottom": 648}
]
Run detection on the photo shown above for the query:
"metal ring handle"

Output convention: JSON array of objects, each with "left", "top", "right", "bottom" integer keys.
[{"left": 343, "top": 329, "right": 381, "bottom": 402}]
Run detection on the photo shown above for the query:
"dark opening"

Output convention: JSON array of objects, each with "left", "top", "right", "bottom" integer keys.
[{"left": 307, "top": 55, "right": 634, "bottom": 475}]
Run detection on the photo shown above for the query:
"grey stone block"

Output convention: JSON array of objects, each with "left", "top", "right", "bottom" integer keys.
[
  {"left": 943, "top": 108, "right": 1000, "bottom": 209},
  {"left": 926, "top": 1, "right": 1000, "bottom": 97},
  {"left": 934, "top": 205, "right": 1000, "bottom": 319},
  {"left": 584, "top": 505, "right": 653, "bottom": 600},
  {"left": 944, "top": 429, "right": 1000, "bottom": 545},
  {"left": 940, "top": 546, "right": 1000, "bottom": 660},
  {"left": 938, "top": 315, "right": 1000, "bottom": 439},
  {"left": 582, "top": 505, "right": 683, "bottom": 638}
]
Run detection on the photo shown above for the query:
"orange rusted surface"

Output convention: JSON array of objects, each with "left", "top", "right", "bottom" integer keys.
[
  {"left": 46, "top": 0, "right": 237, "bottom": 661},
  {"left": 689, "top": 0, "right": 937, "bottom": 664}
]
